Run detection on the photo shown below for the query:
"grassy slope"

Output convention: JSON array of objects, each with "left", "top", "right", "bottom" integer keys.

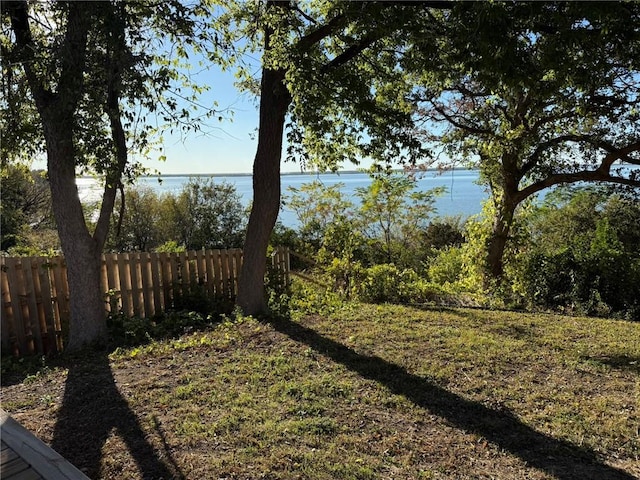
[{"left": 1, "top": 303, "right": 638, "bottom": 479}]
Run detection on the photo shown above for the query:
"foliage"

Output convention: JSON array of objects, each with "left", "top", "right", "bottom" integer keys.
[
  {"left": 355, "top": 167, "right": 444, "bottom": 266},
  {"left": 107, "top": 178, "right": 247, "bottom": 252},
  {"left": 520, "top": 188, "right": 640, "bottom": 319},
  {"left": 154, "top": 240, "right": 186, "bottom": 254},
  {"left": 356, "top": 264, "right": 446, "bottom": 305},
  {"left": 106, "top": 185, "right": 163, "bottom": 252},
  {"left": 167, "top": 178, "right": 246, "bottom": 250},
  {"left": 427, "top": 246, "right": 465, "bottom": 287},
  {"left": 422, "top": 216, "right": 465, "bottom": 250},
  {"left": 0, "top": 165, "right": 54, "bottom": 251},
  {"left": 407, "top": 2, "right": 640, "bottom": 282},
  {"left": 284, "top": 180, "right": 354, "bottom": 248},
  {"left": 286, "top": 169, "right": 444, "bottom": 275}
]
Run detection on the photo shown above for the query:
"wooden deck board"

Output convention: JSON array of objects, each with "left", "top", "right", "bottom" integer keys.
[{"left": 0, "top": 410, "right": 88, "bottom": 480}]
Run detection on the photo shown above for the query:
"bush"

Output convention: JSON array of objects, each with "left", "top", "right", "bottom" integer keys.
[
  {"left": 356, "top": 264, "right": 445, "bottom": 305},
  {"left": 518, "top": 189, "right": 640, "bottom": 319},
  {"left": 423, "top": 217, "right": 465, "bottom": 249},
  {"left": 427, "top": 246, "right": 464, "bottom": 286}
]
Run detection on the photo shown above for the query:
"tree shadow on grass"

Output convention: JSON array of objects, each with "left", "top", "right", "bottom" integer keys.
[
  {"left": 582, "top": 354, "right": 640, "bottom": 375},
  {"left": 268, "top": 316, "right": 635, "bottom": 480},
  {"left": 51, "top": 352, "right": 184, "bottom": 479}
]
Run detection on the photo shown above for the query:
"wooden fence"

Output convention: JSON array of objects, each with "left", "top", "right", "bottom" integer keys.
[{"left": 1, "top": 247, "right": 290, "bottom": 357}]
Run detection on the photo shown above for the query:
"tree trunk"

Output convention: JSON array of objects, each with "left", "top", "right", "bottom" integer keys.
[
  {"left": 485, "top": 196, "right": 517, "bottom": 283},
  {"left": 236, "top": 66, "right": 291, "bottom": 316},
  {"left": 46, "top": 130, "right": 107, "bottom": 350},
  {"left": 9, "top": 1, "right": 107, "bottom": 350}
]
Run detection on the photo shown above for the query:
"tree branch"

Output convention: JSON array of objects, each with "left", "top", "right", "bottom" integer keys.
[
  {"left": 517, "top": 169, "right": 640, "bottom": 203},
  {"left": 5, "top": 0, "right": 52, "bottom": 110},
  {"left": 320, "top": 34, "right": 377, "bottom": 74},
  {"left": 296, "top": 11, "right": 347, "bottom": 53},
  {"left": 429, "top": 102, "right": 495, "bottom": 135},
  {"left": 93, "top": 4, "right": 129, "bottom": 249}
]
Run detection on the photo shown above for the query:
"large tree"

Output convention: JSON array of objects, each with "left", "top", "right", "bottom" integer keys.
[
  {"left": 2, "top": 1, "right": 211, "bottom": 349},
  {"left": 213, "top": 0, "right": 451, "bottom": 315},
  {"left": 408, "top": 2, "right": 640, "bottom": 281}
]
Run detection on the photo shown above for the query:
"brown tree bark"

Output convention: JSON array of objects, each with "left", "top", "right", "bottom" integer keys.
[
  {"left": 8, "top": 1, "right": 115, "bottom": 349},
  {"left": 236, "top": 0, "right": 293, "bottom": 316},
  {"left": 485, "top": 197, "right": 517, "bottom": 282},
  {"left": 236, "top": 66, "right": 291, "bottom": 315},
  {"left": 47, "top": 139, "right": 107, "bottom": 350}
]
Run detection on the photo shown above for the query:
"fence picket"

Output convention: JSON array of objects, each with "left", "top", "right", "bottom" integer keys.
[
  {"left": 220, "top": 250, "right": 230, "bottom": 298},
  {"left": 104, "top": 254, "right": 121, "bottom": 314},
  {"left": 23, "top": 258, "right": 44, "bottom": 355},
  {"left": 196, "top": 250, "right": 207, "bottom": 288},
  {"left": 1, "top": 257, "right": 17, "bottom": 356},
  {"left": 36, "top": 259, "right": 57, "bottom": 355},
  {"left": 232, "top": 249, "right": 243, "bottom": 296},
  {"left": 149, "top": 253, "right": 163, "bottom": 315},
  {"left": 159, "top": 252, "right": 173, "bottom": 310},
  {"left": 1, "top": 247, "right": 289, "bottom": 357},
  {"left": 170, "top": 252, "right": 182, "bottom": 301},
  {"left": 204, "top": 250, "right": 215, "bottom": 297},
  {"left": 49, "top": 257, "right": 66, "bottom": 350},
  {"left": 187, "top": 250, "right": 198, "bottom": 287},
  {"left": 7, "top": 258, "right": 31, "bottom": 354},
  {"left": 139, "top": 253, "right": 154, "bottom": 317},
  {"left": 212, "top": 250, "right": 222, "bottom": 296},
  {"left": 117, "top": 253, "right": 133, "bottom": 317}
]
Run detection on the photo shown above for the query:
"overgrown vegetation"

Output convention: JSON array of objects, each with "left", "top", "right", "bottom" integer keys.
[
  {"left": 1, "top": 176, "right": 247, "bottom": 255},
  {"left": 280, "top": 174, "right": 640, "bottom": 320},
  {"left": 4, "top": 167, "right": 639, "bottom": 320},
  {"left": 105, "top": 177, "right": 247, "bottom": 252}
]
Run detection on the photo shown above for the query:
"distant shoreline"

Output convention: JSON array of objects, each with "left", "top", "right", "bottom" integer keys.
[{"left": 78, "top": 168, "right": 479, "bottom": 179}]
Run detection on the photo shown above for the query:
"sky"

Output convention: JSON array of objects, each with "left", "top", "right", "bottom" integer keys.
[
  {"left": 29, "top": 63, "right": 264, "bottom": 175},
  {"left": 135, "top": 65, "right": 263, "bottom": 175}
]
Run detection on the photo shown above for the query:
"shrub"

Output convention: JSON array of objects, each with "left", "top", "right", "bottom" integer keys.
[
  {"left": 356, "top": 264, "right": 446, "bottom": 305},
  {"left": 518, "top": 189, "right": 640, "bottom": 319},
  {"left": 427, "top": 246, "right": 464, "bottom": 286}
]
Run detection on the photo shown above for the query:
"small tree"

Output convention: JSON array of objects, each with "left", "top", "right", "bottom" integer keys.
[
  {"left": 284, "top": 180, "right": 354, "bottom": 248},
  {"left": 168, "top": 178, "right": 246, "bottom": 250},
  {"left": 355, "top": 167, "right": 443, "bottom": 265}
]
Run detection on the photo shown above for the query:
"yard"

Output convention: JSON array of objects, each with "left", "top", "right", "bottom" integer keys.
[{"left": 1, "top": 302, "right": 638, "bottom": 479}]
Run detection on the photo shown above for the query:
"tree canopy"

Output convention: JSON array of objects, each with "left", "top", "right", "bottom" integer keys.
[{"left": 404, "top": 2, "right": 640, "bottom": 279}]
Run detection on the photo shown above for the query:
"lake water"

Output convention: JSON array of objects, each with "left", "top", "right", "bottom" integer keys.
[{"left": 77, "top": 170, "right": 488, "bottom": 227}]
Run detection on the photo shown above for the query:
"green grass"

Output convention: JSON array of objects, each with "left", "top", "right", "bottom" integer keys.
[{"left": 1, "top": 300, "right": 638, "bottom": 479}]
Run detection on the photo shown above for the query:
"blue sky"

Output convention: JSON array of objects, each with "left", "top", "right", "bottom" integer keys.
[
  {"left": 138, "top": 65, "right": 263, "bottom": 175},
  {"left": 30, "top": 64, "right": 265, "bottom": 175}
]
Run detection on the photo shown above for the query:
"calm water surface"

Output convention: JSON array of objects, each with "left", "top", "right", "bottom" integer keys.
[{"left": 77, "top": 170, "right": 488, "bottom": 227}]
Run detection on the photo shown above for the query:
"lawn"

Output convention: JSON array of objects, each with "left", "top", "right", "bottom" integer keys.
[{"left": 1, "top": 302, "right": 638, "bottom": 479}]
